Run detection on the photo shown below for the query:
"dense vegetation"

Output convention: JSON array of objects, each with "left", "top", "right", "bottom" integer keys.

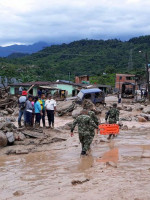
[{"left": 0, "top": 35, "right": 150, "bottom": 86}]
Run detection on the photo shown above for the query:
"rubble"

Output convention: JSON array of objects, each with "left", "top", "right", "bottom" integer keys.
[
  {"left": 82, "top": 99, "right": 96, "bottom": 110},
  {"left": 120, "top": 116, "right": 132, "bottom": 121},
  {"left": 137, "top": 116, "right": 147, "bottom": 122},
  {"left": 0, "top": 131, "right": 7, "bottom": 147},
  {"left": 57, "top": 100, "right": 76, "bottom": 116},
  {"left": 142, "top": 106, "right": 150, "bottom": 114},
  {"left": 140, "top": 113, "right": 150, "bottom": 121}
]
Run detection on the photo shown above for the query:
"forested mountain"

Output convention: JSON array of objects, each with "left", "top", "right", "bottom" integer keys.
[
  {"left": 0, "top": 35, "right": 150, "bottom": 85},
  {"left": 0, "top": 42, "right": 50, "bottom": 57}
]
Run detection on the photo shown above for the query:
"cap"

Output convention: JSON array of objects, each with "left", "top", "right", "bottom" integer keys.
[{"left": 22, "top": 91, "right": 27, "bottom": 96}]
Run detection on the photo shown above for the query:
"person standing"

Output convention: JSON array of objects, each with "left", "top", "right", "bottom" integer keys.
[
  {"left": 105, "top": 103, "right": 119, "bottom": 140},
  {"left": 19, "top": 86, "right": 23, "bottom": 95},
  {"left": 25, "top": 95, "right": 33, "bottom": 127},
  {"left": 45, "top": 95, "right": 56, "bottom": 128},
  {"left": 34, "top": 96, "right": 42, "bottom": 127},
  {"left": 71, "top": 110, "right": 98, "bottom": 156},
  {"left": 38, "top": 93, "right": 46, "bottom": 127},
  {"left": 18, "top": 91, "right": 27, "bottom": 128},
  {"left": 88, "top": 110, "right": 99, "bottom": 140},
  {"left": 117, "top": 92, "right": 122, "bottom": 103}
]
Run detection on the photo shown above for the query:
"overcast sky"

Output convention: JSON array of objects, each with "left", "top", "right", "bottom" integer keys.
[{"left": 0, "top": 0, "right": 150, "bottom": 46}]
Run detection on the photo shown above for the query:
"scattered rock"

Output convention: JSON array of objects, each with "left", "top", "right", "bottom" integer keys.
[
  {"left": 140, "top": 113, "right": 150, "bottom": 121},
  {"left": 142, "top": 106, "right": 150, "bottom": 114},
  {"left": 15, "top": 149, "right": 29, "bottom": 154},
  {"left": 0, "top": 131, "right": 7, "bottom": 147},
  {"left": 71, "top": 179, "right": 90, "bottom": 185},
  {"left": 13, "top": 190, "right": 24, "bottom": 196},
  {"left": 106, "top": 161, "right": 117, "bottom": 168},
  {"left": 138, "top": 116, "right": 147, "bottom": 122},
  {"left": 134, "top": 103, "right": 144, "bottom": 111},
  {"left": 121, "top": 125, "right": 128, "bottom": 130},
  {"left": 120, "top": 117, "right": 132, "bottom": 121},
  {"left": 124, "top": 106, "right": 132, "bottom": 112},
  {"left": 6, "top": 132, "right": 15, "bottom": 145},
  {"left": 18, "top": 132, "right": 26, "bottom": 141}
]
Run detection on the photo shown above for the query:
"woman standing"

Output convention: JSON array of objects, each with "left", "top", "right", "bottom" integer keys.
[{"left": 34, "top": 96, "right": 42, "bottom": 127}]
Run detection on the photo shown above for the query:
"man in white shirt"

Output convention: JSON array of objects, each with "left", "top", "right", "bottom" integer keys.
[{"left": 45, "top": 95, "right": 56, "bottom": 128}]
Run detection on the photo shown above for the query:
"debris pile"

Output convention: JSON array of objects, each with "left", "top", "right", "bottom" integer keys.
[
  {"left": 0, "top": 87, "right": 17, "bottom": 110},
  {"left": 57, "top": 99, "right": 102, "bottom": 117}
]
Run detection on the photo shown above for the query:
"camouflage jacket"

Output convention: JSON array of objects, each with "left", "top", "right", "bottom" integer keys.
[
  {"left": 105, "top": 108, "right": 119, "bottom": 124},
  {"left": 71, "top": 115, "right": 98, "bottom": 135},
  {"left": 88, "top": 111, "right": 99, "bottom": 131}
]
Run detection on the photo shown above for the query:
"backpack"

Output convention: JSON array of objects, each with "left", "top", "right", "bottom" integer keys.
[{"left": 20, "top": 102, "right": 26, "bottom": 110}]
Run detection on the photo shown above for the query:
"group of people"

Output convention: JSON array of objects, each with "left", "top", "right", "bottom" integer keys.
[
  {"left": 18, "top": 91, "right": 56, "bottom": 129},
  {"left": 71, "top": 103, "right": 119, "bottom": 156}
]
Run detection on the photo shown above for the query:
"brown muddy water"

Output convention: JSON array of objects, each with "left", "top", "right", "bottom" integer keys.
[{"left": 0, "top": 129, "right": 150, "bottom": 200}]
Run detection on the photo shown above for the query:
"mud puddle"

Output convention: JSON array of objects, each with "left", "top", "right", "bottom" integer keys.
[{"left": 1, "top": 130, "right": 150, "bottom": 200}]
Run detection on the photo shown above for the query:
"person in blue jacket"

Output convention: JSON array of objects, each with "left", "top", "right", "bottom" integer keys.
[{"left": 34, "top": 96, "right": 42, "bottom": 127}]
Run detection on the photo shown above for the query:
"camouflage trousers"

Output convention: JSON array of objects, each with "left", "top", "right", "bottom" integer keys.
[
  {"left": 108, "top": 120, "right": 117, "bottom": 138},
  {"left": 79, "top": 133, "right": 93, "bottom": 153}
]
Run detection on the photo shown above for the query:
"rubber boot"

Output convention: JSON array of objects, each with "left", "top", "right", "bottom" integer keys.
[
  {"left": 18, "top": 122, "right": 22, "bottom": 128},
  {"left": 52, "top": 123, "right": 54, "bottom": 129}
]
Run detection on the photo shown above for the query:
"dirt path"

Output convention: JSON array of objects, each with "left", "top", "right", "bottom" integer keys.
[{"left": 0, "top": 128, "right": 150, "bottom": 200}]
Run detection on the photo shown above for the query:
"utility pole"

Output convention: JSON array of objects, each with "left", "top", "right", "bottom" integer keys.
[{"left": 145, "top": 52, "right": 150, "bottom": 101}]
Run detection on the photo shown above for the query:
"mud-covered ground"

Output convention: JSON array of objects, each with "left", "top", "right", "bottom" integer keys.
[{"left": 0, "top": 96, "right": 150, "bottom": 200}]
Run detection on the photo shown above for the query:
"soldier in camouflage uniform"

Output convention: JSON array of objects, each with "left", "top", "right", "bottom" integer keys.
[
  {"left": 105, "top": 103, "right": 119, "bottom": 140},
  {"left": 71, "top": 110, "right": 98, "bottom": 155},
  {"left": 88, "top": 111, "right": 99, "bottom": 140}
]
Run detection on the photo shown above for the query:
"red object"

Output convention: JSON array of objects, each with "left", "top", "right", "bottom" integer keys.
[
  {"left": 22, "top": 91, "right": 27, "bottom": 96},
  {"left": 99, "top": 124, "right": 119, "bottom": 135}
]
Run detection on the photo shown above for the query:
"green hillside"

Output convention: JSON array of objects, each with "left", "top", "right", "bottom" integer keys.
[{"left": 0, "top": 35, "right": 150, "bottom": 85}]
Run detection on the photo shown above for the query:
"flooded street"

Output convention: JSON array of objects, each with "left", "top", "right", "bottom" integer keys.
[{"left": 1, "top": 129, "right": 150, "bottom": 200}]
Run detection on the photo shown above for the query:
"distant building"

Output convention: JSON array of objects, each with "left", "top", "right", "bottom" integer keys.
[
  {"left": 9, "top": 81, "right": 82, "bottom": 97},
  {"left": 75, "top": 75, "right": 89, "bottom": 84},
  {"left": 115, "top": 74, "right": 136, "bottom": 91}
]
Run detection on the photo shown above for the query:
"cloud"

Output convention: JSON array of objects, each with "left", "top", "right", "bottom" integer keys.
[{"left": 0, "top": 0, "right": 150, "bottom": 45}]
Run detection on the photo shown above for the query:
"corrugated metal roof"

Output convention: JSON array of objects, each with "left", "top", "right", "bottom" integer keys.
[{"left": 80, "top": 88, "right": 101, "bottom": 94}]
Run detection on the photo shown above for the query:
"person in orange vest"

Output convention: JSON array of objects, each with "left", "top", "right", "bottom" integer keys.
[{"left": 105, "top": 103, "right": 119, "bottom": 140}]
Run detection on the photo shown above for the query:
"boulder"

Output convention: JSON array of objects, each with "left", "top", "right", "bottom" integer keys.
[
  {"left": 18, "top": 133, "right": 26, "bottom": 141},
  {"left": 121, "top": 125, "right": 128, "bottom": 130},
  {"left": 0, "top": 131, "right": 7, "bottom": 147},
  {"left": 82, "top": 99, "right": 96, "bottom": 110},
  {"left": 124, "top": 107, "right": 132, "bottom": 112},
  {"left": 57, "top": 100, "right": 73, "bottom": 112},
  {"left": 140, "top": 113, "right": 150, "bottom": 121},
  {"left": 72, "top": 107, "right": 83, "bottom": 118},
  {"left": 120, "top": 116, "right": 132, "bottom": 121},
  {"left": 138, "top": 116, "right": 147, "bottom": 122},
  {"left": 57, "top": 101, "right": 76, "bottom": 116},
  {"left": 6, "top": 132, "right": 15, "bottom": 145},
  {"left": 134, "top": 103, "right": 144, "bottom": 111},
  {"left": 142, "top": 106, "right": 150, "bottom": 114}
]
